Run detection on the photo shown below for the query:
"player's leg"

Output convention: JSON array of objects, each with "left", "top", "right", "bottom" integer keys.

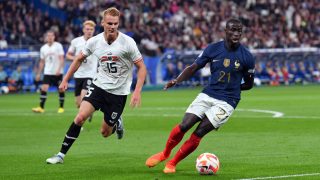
[
  {"left": 80, "top": 89, "right": 93, "bottom": 121},
  {"left": 100, "top": 119, "right": 114, "bottom": 138},
  {"left": 101, "top": 111, "right": 122, "bottom": 138},
  {"left": 57, "top": 89, "right": 65, "bottom": 113},
  {"left": 115, "top": 116, "right": 124, "bottom": 139},
  {"left": 74, "top": 78, "right": 82, "bottom": 108},
  {"left": 79, "top": 78, "right": 94, "bottom": 122},
  {"left": 163, "top": 100, "right": 234, "bottom": 173},
  {"left": 100, "top": 91, "right": 127, "bottom": 138},
  {"left": 46, "top": 101, "right": 96, "bottom": 164},
  {"left": 145, "top": 113, "right": 201, "bottom": 168},
  {"left": 163, "top": 116, "right": 215, "bottom": 173},
  {"left": 57, "top": 75, "right": 65, "bottom": 113},
  {"left": 32, "top": 76, "right": 49, "bottom": 113},
  {"left": 146, "top": 93, "right": 209, "bottom": 168},
  {"left": 75, "top": 95, "right": 82, "bottom": 108}
]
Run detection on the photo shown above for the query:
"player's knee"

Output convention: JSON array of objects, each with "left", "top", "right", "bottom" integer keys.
[
  {"left": 193, "top": 129, "right": 206, "bottom": 138},
  {"left": 74, "top": 113, "right": 86, "bottom": 125},
  {"left": 194, "top": 127, "right": 212, "bottom": 138},
  {"left": 41, "top": 86, "right": 48, "bottom": 92},
  {"left": 179, "top": 123, "right": 189, "bottom": 132},
  {"left": 75, "top": 102, "right": 80, "bottom": 108},
  {"left": 179, "top": 113, "right": 200, "bottom": 132},
  {"left": 100, "top": 128, "right": 111, "bottom": 138},
  {"left": 179, "top": 120, "right": 195, "bottom": 132}
]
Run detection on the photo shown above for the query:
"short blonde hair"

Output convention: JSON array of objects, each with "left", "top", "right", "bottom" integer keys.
[
  {"left": 102, "top": 7, "right": 120, "bottom": 18},
  {"left": 83, "top": 20, "right": 96, "bottom": 27}
]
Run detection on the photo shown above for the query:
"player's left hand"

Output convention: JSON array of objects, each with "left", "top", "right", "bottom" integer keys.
[
  {"left": 164, "top": 79, "right": 177, "bottom": 90},
  {"left": 130, "top": 91, "right": 141, "bottom": 108},
  {"left": 59, "top": 80, "right": 68, "bottom": 91}
]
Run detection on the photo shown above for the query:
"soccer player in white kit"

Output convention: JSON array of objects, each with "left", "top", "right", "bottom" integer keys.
[
  {"left": 32, "top": 31, "right": 65, "bottom": 113},
  {"left": 66, "top": 21, "right": 97, "bottom": 123},
  {"left": 66, "top": 20, "right": 125, "bottom": 138},
  {"left": 66, "top": 20, "right": 98, "bottom": 110},
  {"left": 46, "top": 7, "right": 147, "bottom": 164}
]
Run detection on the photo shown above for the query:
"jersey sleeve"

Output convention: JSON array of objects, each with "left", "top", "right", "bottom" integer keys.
[
  {"left": 40, "top": 47, "right": 45, "bottom": 60},
  {"left": 58, "top": 43, "right": 64, "bottom": 56},
  {"left": 67, "top": 39, "right": 76, "bottom": 54},
  {"left": 127, "top": 38, "right": 142, "bottom": 63},
  {"left": 244, "top": 52, "right": 255, "bottom": 74},
  {"left": 195, "top": 46, "right": 211, "bottom": 69},
  {"left": 81, "top": 37, "right": 95, "bottom": 57}
]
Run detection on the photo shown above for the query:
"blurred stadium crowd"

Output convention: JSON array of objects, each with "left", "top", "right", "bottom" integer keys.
[
  {"left": 0, "top": 0, "right": 319, "bottom": 93},
  {"left": 1, "top": 0, "right": 319, "bottom": 49}
]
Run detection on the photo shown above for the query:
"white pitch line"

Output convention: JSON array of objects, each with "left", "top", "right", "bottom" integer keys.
[
  {"left": 2, "top": 108, "right": 319, "bottom": 119},
  {"left": 137, "top": 108, "right": 285, "bottom": 118},
  {"left": 1, "top": 113, "right": 319, "bottom": 120},
  {"left": 237, "top": 109, "right": 284, "bottom": 118},
  {"left": 236, "top": 172, "right": 320, "bottom": 180}
]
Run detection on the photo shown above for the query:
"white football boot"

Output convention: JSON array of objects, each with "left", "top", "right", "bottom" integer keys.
[{"left": 46, "top": 154, "right": 64, "bottom": 164}]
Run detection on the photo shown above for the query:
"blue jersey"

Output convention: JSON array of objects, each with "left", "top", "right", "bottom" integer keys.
[{"left": 195, "top": 41, "right": 255, "bottom": 108}]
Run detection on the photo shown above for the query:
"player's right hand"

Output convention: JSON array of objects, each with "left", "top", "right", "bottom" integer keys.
[
  {"left": 35, "top": 74, "right": 41, "bottom": 81},
  {"left": 164, "top": 79, "right": 177, "bottom": 90},
  {"left": 59, "top": 80, "right": 68, "bottom": 91}
]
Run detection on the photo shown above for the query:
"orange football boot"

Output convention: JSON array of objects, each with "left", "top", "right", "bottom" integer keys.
[
  {"left": 163, "top": 162, "right": 176, "bottom": 174},
  {"left": 145, "top": 152, "right": 169, "bottom": 168}
]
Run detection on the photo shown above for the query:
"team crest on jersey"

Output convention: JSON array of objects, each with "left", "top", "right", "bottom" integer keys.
[
  {"left": 234, "top": 60, "right": 240, "bottom": 69},
  {"left": 223, "top": 59, "right": 230, "bottom": 67},
  {"left": 111, "top": 112, "right": 118, "bottom": 119}
]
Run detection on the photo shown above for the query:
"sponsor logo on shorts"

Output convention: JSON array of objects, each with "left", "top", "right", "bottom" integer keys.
[{"left": 111, "top": 112, "right": 118, "bottom": 119}]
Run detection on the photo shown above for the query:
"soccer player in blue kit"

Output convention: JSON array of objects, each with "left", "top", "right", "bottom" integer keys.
[{"left": 146, "top": 19, "right": 255, "bottom": 173}]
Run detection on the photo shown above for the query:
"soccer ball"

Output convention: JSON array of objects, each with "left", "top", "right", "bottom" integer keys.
[{"left": 196, "top": 152, "right": 220, "bottom": 175}]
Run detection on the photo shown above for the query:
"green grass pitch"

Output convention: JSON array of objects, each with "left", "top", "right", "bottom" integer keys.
[{"left": 0, "top": 85, "right": 320, "bottom": 179}]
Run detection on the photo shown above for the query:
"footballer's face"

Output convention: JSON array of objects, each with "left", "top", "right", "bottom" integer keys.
[
  {"left": 225, "top": 22, "right": 243, "bottom": 44},
  {"left": 46, "top": 32, "right": 55, "bottom": 44},
  {"left": 102, "top": 14, "right": 119, "bottom": 42},
  {"left": 83, "top": 24, "right": 95, "bottom": 39}
]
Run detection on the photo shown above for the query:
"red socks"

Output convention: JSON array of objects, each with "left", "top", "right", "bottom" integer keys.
[
  {"left": 163, "top": 125, "right": 185, "bottom": 157},
  {"left": 168, "top": 133, "right": 202, "bottom": 166},
  {"left": 162, "top": 125, "right": 203, "bottom": 166}
]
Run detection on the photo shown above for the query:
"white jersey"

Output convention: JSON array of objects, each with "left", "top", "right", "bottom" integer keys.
[
  {"left": 81, "top": 32, "right": 142, "bottom": 95},
  {"left": 68, "top": 36, "right": 98, "bottom": 78},
  {"left": 40, "top": 42, "right": 65, "bottom": 75}
]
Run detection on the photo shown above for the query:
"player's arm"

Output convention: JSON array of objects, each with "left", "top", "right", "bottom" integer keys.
[
  {"left": 66, "top": 41, "right": 76, "bottom": 61},
  {"left": 66, "top": 51, "right": 75, "bottom": 61},
  {"left": 130, "top": 59, "right": 147, "bottom": 108},
  {"left": 241, "top": 53, "right": 255, "bottom": 91},
  {"left": 56, "top": 55, "right": 64, "bottom": 75},
  {"left": 164, "top": 63, "right": 199, "bottom": 90},
  {"left": 59, "top": 53, "right": 85, "bottom": 90},
  {"left": 240, "top": 72, "right": 254, "bottom": 90},
  {"left": 36, "top": 59, "right": 45, "bottom": 81}
]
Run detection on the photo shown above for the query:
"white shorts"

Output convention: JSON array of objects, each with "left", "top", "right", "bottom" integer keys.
[{"left": 186, "top": 93, "right": 234, "bottom": 128}]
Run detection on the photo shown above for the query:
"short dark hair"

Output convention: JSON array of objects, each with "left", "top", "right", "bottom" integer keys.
[
  {"left": 226, "top": 18, "right": 242, "bottom": 27},
  {"left": 46, "top": 30, "right": 55, "bottom": 36}
]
